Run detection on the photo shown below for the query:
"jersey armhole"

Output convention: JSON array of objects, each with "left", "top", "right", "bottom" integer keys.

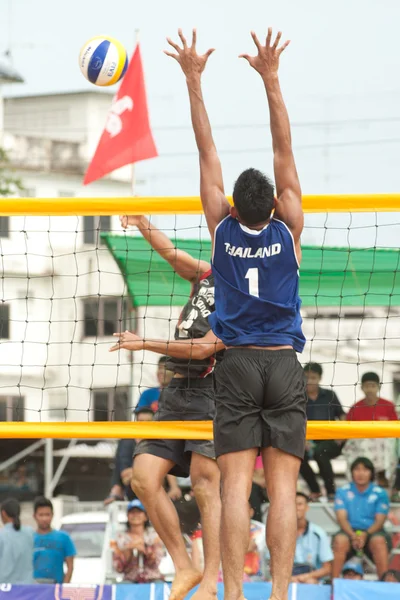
[
  {"left": 272, "top": 218, "right": 300, "bottom": 269},
  {"left": 212, "top": 215, "right": 230, "bottom": 263}
]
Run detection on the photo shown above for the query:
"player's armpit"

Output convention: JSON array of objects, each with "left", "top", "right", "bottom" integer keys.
[
  {"left": 199, "top": 150, "right": 230, "bottom": 238},
  {"left": 274, "top": 187, "right": 303, "bottom": 243}
]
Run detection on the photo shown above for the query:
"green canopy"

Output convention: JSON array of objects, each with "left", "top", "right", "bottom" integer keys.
[{"left": 102, "top": 234, "right": 400, "bottom": 308}]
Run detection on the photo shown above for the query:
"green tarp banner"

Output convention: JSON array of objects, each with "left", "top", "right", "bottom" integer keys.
[{"left": 102, "top": 234, "right": 400, "bottom": 308}]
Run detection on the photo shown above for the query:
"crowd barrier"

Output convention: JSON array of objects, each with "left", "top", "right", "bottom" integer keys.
[{"left": 0, "top": 581, "right": 398, "bottom": 600}]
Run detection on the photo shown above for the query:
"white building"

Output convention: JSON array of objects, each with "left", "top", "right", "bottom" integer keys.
[{"left": 0, "top": 91, "right": 172, "bottom": 424}]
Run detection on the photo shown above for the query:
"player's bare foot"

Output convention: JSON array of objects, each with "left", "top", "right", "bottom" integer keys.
[
  {"left": 190, "top": 582, "right": 218, "bottom": 600},
  {"left": 169, "top": 568, "right": 203, "bottom": 600}
]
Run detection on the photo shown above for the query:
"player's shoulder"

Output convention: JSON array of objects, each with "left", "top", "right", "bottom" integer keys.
[{"left": 215, "top": 215, "right": 235, "bottom": 235}]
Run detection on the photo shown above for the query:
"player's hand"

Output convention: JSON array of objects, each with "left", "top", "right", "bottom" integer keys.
[
  {"left": 240, "top": 28, "right": 290, "bottom": 79},
  {"left": 110, "top": 330, "right": 144, "bottom": 352},
  {"left": 120, "top": 215, "right": 145, "bottom": 230},
  {"left": 164, "top": 29, "right": 215, "bottom": 80}
]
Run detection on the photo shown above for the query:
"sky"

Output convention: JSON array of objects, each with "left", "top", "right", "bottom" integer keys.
[{"left": 1, "top": 0, "right": 400, "bottom": 246}]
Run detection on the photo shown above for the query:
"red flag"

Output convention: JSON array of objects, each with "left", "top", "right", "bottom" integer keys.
[{"left": 84, "top": 43, "right": 158, "bottom": 185}]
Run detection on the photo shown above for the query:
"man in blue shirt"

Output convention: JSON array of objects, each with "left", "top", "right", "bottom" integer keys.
[
  {"left": 135, "top": 356, "right": 173, "bottom": 413},
  {"left": 33, "top": 497, "right": 76, "bottom": 584},
  {"left": 290, "top": 493, "right": 333, "bottom": 584},
  {"left": 332, "top": 457, "right": 391, "bottom": 579}
]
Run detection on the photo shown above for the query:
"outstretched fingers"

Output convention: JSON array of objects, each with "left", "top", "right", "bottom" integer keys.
[
  {"left": 251, "top": 30, "right": 262, "bottom": 52},
  {"left": 191, "top": 28, "right": 197, "bottom": 49},
  {"left": 178, "top": 28, "right": 188, "bottom": 48},
  {"left": 166, "top": 37, "right": 181, "bottom": 53},
  {"left": 278, "top": 39, "right": 291, "bottom": 55},
  {"left": 272, "top": 31, "right": 282, "bottom": 49},
  {"left": 266, "top": 27, "right": 272, "bottom": 47}
]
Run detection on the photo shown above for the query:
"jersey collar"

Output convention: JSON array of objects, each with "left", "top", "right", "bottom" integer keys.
[{"left": 238, "top": 222, "right": 269, "bottom": 235}]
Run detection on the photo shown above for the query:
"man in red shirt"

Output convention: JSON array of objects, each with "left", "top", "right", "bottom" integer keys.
[
  {"left": 347, "top": 372, "right": 398, "bottom": 421},
  {"left": 345, "top": 372, "right": 398, "bottom": 487}
]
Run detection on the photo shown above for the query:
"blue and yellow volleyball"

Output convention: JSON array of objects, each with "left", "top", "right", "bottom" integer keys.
[{"left": 79, "top": 36, "right": 128, "bottom": 87}]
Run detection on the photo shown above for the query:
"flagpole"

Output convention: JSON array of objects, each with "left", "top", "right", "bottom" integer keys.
[
  {"left": 130, "top": 28, "right": 140, "bottom": 416},
  {"left": 131, "top": 28, "right": 140, "bottom": 198}
]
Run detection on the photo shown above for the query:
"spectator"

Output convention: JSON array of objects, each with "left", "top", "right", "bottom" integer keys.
[
  {"left": 250, "top": 456, "right": 268, "bottom": 523},
  {"left": 332, "top": 457, "right": 392, "bottom": 579},
  {"left": 300, "top": 363, "right": 346, "bottom": 501},
  {"left": 112, "top": 499, "right": 164, "bottom": 583},
  {"left": 33, "top": 497, "right": 76, "bottom": 584},
  {"left": 343, "top": 372, "right": 398, "bottom": 487},
  {"left": 291, "top": 492, "right": 333, "bottom": 584},
  {"left": 381, "top": 569, "right": 400, "bottom": 582},
  {"left": 0, "top": 498, "right": 34, "bottom": 584},
  {"left": 135, "top": 356, "right": 173, "bottom": 413},
  {"left": 342, "top": 560, "right": 363, "bottom": 580}
]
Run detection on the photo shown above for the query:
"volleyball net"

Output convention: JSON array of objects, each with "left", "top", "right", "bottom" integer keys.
[{"left": 1, "top": 194, "right": 400, "bottom": 440}]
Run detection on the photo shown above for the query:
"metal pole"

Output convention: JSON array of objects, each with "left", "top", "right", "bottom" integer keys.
[
  {"left": 44, "top": 438, "right": 53, "bottom": 498},
  {"left": 48, "top": 439, "right": 77, "bottom": 497},
  {"left": 0, "top": 439, "right": 45, "bottom": 472}
]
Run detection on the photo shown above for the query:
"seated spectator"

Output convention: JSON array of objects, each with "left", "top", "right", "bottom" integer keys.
[
  {"left": 135, "top": 356, "right": 173, "bottom": 413},
  {"left": 291, "top": 492, "right": 333, "bottom": 584},
  {"left": 343, "top": 372, "right": 398, "bottom": 487},
  {"left": 250, "top": 455, "right": 268, "bottom": 523},
  {"left": 381, "top": 569, "right": 400, "bottom": 583},
  {"left": 332, "top": 457, "right": 392, "bottom": 579},
  {"left": 33, "top": 496, "right": 76, "bottom": 584},
  {"left": 342, "top": 560, "right": 363, "bottom": 580},
  {"left": 0, "top": 498, "right": 34, "bottom": 584},
  {"left": 300, "top": 363, "right": 345, "bottom": 501},
  {"left": 112, "top": 499, "right": 164, "bottom": 583}
]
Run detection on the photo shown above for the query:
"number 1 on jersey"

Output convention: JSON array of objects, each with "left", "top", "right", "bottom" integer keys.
[{"left": 245, "top": 267, "right": 259, "bottom": 297}]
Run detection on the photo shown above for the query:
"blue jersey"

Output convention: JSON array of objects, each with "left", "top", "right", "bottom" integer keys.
[{"left": 209, "top": 216, "right": 305, "bottom": 351}]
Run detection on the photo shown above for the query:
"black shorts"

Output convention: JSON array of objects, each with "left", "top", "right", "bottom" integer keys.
[
  {"left": 134, "top": 378, "right": 216, "bottom": 477},
  {"left": 214, "top": 348, "right": 307, "bottom": 459}
]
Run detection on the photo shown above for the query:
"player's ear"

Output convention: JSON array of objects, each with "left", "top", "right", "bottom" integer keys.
[{"left": 230, "top": 205, "right": 238, "bottom": 219}]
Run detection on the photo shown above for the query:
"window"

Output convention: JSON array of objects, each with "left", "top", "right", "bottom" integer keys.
[
  {"left": 0, "top": 217, "right": 9, "bottom": 238},
  {"left": 0, "top": 304, "right": 10, "bottom": 339},
  {"left": 83, "top": 297, "right": 135, "bottom": 338},
  {"left": 58, "top": 190, "right": 75, "bottom": 198},
  {"left": 83, "top": 216, "right": 111, "bottom": 245},
  {"left": 0, "top": 396, "right": 25, "bottom": 421},
  {"left": 92, "top": 387, "right": 130, "bottom": 421}
]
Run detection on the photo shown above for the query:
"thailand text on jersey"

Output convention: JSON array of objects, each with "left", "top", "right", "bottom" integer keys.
[
  {"left": 209, "top": 216, "right": 306, "bottom": 352},
  {"left": 166, "top": 270, "right": 223, "bottom": 378}
]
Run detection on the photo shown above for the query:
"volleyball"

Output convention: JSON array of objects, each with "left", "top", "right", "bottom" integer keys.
[{"left": 79, "top": 36, "right": 128, "bottom": 87}]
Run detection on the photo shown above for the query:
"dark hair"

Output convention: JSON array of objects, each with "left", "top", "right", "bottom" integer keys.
[
  {"left": 232, "top": 168, "right": 275, "bottom": 226},
  {"left": 303, "top": 363, "right": 323, "bottom": 377},
  {"left": 1, "top": 498, "right": 21, "bottom": 531},
  {"left": 158, "top": 356, "right": 167, "bottom": 365},
  {"left": 381, "top": 569, "right": 400, "bottom": 582},
  {"left": 350, "top": 457, "right": 375, "bottom": 481},
  {"left": 296, "top": 492, "right": 309, "bottom": 502},
  {"left": 361, "top": 372, "right": 380, "bottom": 385},
  {"left": 34, "top": 496, "right": 53, "bottom": 514}
]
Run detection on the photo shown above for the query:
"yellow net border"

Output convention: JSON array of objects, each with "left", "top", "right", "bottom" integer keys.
[{"left": 2, "top": 193, "right": 400, "bottom": 216}]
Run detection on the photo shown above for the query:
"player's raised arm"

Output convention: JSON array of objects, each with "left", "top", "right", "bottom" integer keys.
[
  {"left": 241, "top": 29, "right": 303, "bottom": 243},
  {"left": 120, "top": 214, "right": 209, "bottom": 282},
  {"left": 165, "top": 29, "right": 230, "bottom": 238}
]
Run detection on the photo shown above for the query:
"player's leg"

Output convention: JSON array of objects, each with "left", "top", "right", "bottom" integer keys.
[
  {"left": 131, "top": 452, "right": 194, "bottom": 573},
  {"left": 218, "top": 448, "right": 258, "bottom": 600},
  {"left": 190, "top": 452, "right": 221, "bottom": 599},
  {"left": 262, "top": 350, "right": 308, "bottom": 600},
  {"left": 262, "top": 447, "right": 301, "bottom": 600},
  {"left": 213, "top": 349, "right": 264, "bottom": 600}
]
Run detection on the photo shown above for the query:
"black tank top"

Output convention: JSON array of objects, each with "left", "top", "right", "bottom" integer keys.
[{"left": 166, "top": 270, "right": 224, "bottom": 378}]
